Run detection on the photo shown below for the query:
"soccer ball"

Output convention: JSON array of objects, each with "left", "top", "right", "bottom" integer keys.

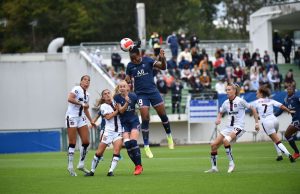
[{"left": 120, "top": 38, "right": 134, "bottom": 52}]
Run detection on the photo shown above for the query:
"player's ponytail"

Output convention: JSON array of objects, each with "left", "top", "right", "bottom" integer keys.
[{"left": 113, "top": 85, "right": 120, "bottom": 98}]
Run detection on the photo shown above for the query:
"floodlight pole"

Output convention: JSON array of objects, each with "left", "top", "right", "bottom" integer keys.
[{"left": 136, "top": 3, "right": 146, "bottom": 48}]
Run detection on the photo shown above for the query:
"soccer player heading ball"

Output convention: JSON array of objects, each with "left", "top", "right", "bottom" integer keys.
[{"left": 125, "top": 40, "right": 174, "bottom": 158}]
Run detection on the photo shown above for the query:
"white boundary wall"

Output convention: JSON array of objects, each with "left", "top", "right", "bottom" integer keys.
[{"left": 0, "top": 52, "right": 293, "bottom": 144}]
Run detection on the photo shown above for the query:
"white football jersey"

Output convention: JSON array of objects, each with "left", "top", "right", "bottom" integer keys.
[
  {"left": 66, "top": 86, "right": 90, "bottom": 118},
  {"left": 220, "top": 96, "right": 251, "bottom": 129},
  {"left": 100, "top": 102, "right": 123, "bottom": 133},
  {"left": 252, "top": 98, "right": 282, "bottom": 119}
]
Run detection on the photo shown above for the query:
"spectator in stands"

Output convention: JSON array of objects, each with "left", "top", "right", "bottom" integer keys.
[
  {"left": 243, "top": 80, "right": 251, "bottom": 93},
  {"left": 111, "top": 52, "right": 124, "bottom": 72},
  {"left": 243, "top": 48, "right": 252, "bottom": 68},
  {"left": 199, "top": 70, "right": 211, "bottom": 89},
  {"left": 214, "top": 49, "right": 226, "bottom": 79},
  {"left": 273, "top": 31, "right": 285, "bottom": 64},
  {"left": 267, "top": 67, "right": 279, "bottom": 91},
  {"left": 65, "top": 75, "right": 96, "bottom": 176},
  {"left": 149, "top": 32, "right": 161, "bottom": 57},
  {"left": 180, "top": 64, "right": 192, "bottom": 86},
  {"left": 215, "top": 77, "right": 226, "bottom": 94},
  {"left": 108, "top": 67, "right": 117, "bottom": 83},
  {"left": 192, "top": 77, "right": 204, "bottom": 93},
  {"left": 284, "top": 34, "right": 293, "bottom": 63},
  {"left": 225, "top": 47, "right": 233, "bottom": 66},
  {"left": 191, "top": 47, "right": 201, "bottom": 67},
  {"left": 167, "top": 57, "right": 179, "bottom": 78},
  {"left": 190, "top": 64, "right": 200, "bottom": 87},
  {"left": 157, "top": 76, "right": 168, "bottom": 99},
  {"left": 234, "top": 48, "right": 245, "bottom": 67},
  {"left": 178, "top": 47, "right": 192, "bottom": 66},
  {"left": 93, "top": 49, "right": 105, "bottom": 69},
  {"left": 250, "top": 61, "right": 261, "bottom": 79},
  {"left": 178, "top": 33, "right": 188, "bottom": 51},
  {"left": 171, "top": 78, "right": 183, "bottom": 119},
  {"left": 235, "top": 77, "right": 243, "bottom": 88},
  {"left": 117, "top": 68, "right": 126, "bottom": 80},
  {"left": 263, "top": 50, "right": 271, "bottom": 66},
  {"left": 164, "top": 72, "right": 175, "bottom": 89},
  {"left": 294, "top": 46, "right": 300, "bottom": 69},
  {"left": 252, "top": 48, "right": 262, "bottom": 66},
  {"left": 189, "top": 33, "right": 199, "bottom": 49},
  {"left": 266, "top": 60, "right": 279, "bottom": 73},
  {"left": 198, "top": 56, "right": 209, "bottom": 74},
  {"left": 224, "top": 67, "right": 235, "bottom": 83},
  {"left": 273, "top": 69, "right": 282, "bottom": 91},
  {"left": 201, "top": 48, "right": 209, "bottom": 62},
  {"left": 259, "top": 70, "right": 271, "bottom": 89},
  {"left": 233, "top": 65, "right": 244, "bottom": 81},
  {"left": 167, "top": 32, "right": 179, "bottom": 58},
  {"left": 250, "top": 71, "right": 259, "bottom": 91},
  {"left": 178, "top": 56, "right": 190, "bottom": 70},
  {"left": 284, "top": 69, "right": 296, "bottom": 89}
]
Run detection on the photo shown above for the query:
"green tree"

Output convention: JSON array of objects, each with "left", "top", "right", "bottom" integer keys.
[{"left": 220, "top": 0, "right": 264, "bottom": 39}]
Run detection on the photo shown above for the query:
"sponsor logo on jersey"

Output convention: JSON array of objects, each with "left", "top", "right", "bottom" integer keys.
[{"left": 136, "top": 69, "right": 149, "bottom": 77}]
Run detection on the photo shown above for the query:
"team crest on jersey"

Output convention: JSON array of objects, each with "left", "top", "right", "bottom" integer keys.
[
  {"left": 142, "top": 64, "right": 146, "bottom": 68},
  {"left": 234, "top": 104, "right": 237, "bottom": 107},
  {"left": 70, "top": 121, "right": 74, "bottom": 125},
  {"left": 75, "top": 90, "right": 78, "bottom": 94}
]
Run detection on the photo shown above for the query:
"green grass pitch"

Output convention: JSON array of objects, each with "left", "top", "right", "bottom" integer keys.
[{"left": 0, "top": 142, "right": 299, "bottom": 194}]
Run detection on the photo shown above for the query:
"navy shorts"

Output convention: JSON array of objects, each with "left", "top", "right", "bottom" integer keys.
[
  {"left": 122, "top": 118, "right": 140, "bottom": 133},
  {"left": 137, "top": 92, "right": 164, "bottom": 108}
]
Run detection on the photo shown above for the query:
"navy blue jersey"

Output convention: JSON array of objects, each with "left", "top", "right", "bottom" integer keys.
[
  {"left": 275, "top": 94, "right": 300, "bottom": 121},
  {"left": 114, "top": 92, "right": 139, "bottom": 124},
  {"left": 126, "top": 56, "right": 158, "bottom": 94}
]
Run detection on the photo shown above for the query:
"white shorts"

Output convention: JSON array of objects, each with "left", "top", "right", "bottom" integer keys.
[
  {"left": 261, "top": 116, "right": 279, "bottom": 136},
  {"left": 101, "top": 131, "right": 122, "bottom": 145},
  {"left": 220, "top": 126, "right": 246, "bottom": 140},
  {"left": 66, "top": 116, "right": 87, "bottom": 128}
]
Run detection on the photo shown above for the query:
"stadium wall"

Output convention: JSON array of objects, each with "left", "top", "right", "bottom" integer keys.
[{"left": 0, "top": 52, "right": 294, "bottom": 153}]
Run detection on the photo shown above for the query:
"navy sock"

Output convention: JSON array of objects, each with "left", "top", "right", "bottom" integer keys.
[
  {"left": 160, "top": 115, "right": 171, "bottom": 134},
  {"left": 130, "top": 140, "right": 142, "bottom": 166},
  {"left": 125, "top": 141, "right": 135, "bottom": 165},
  {"left": 287, "top": 136, "right": 299, "bottom": 153},
  {"left": 141, "top": 120, "right": 150, "bottom": 145}
]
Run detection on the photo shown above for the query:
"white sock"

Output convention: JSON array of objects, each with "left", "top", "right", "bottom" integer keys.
[
  {"left": 277, "top": 142, "right": 291, "bottom": 157},
  {"left": 68, "top": 147, "right": 75, "bottom": 169},
  {"left": 108, "top": 156, "right": 120, "bottom": 172},
  {"left": 274, "top": 143, "right": 282, "bottom": 156},
  {"left": 79, "top": 145, "right": 88, "bottom": 166},
  {"left": 144, "top": 145, "right": 150, "bottom": 148},
  {"left": 166, "top": 134, "right": 172, "bottom": 138},
  {"left": 210, "top": 152, "right": 218, "bottom": 169},
  {"left": 225, "top": 146, "right": 234, "bottom": 165},
  {"left": 91, "top": 154, "right": 102, "bottom": 173}
]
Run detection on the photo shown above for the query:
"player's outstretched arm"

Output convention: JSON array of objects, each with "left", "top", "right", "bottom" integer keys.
[
  {"left": 280, "top": 105, "right": 295, "bottom": 114},
  {"left": 250, "top": 106, "right": 260, "bottom": 131}
]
